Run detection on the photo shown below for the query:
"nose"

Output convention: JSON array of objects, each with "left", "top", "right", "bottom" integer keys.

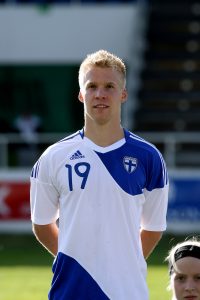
[
  {"left": 95, "top": 88, "right": 106, "bottom": 99},
  {"left": 184, "top": 279, "right": 196, "bottom": 292}
]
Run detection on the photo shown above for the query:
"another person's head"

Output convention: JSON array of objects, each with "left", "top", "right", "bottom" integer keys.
[
  {"left": 166, "top": 239, "right": 200, "bottom": 300},
  {"left": 78, "top": 49, "right": 127, "bottom": 126}
]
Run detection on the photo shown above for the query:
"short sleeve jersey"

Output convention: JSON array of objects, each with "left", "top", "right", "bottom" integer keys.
[{"left": 30, "top": 129, "right": 169, "bottom": 300}]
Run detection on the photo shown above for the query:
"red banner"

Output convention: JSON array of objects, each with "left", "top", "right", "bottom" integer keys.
[{"left": 0, "top": 182, "right": 30, "bottom": 220}]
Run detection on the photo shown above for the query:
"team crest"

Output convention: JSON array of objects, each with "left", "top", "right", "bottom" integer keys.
[{"left": 123, "top": 157, "right": 138, "bottom": 174}]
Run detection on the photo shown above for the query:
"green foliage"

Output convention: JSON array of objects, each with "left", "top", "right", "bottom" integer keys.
[
  {"left": 0, "top": 234, "right": 52, "bottom": 266},
  {"left": 0, "top": 233, "right": 187, "bottom": 300}
]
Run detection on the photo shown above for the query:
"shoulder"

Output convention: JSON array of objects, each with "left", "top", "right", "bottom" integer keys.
[
  {"left": 125, "top": 129, "right": 161, "bottom": 157},
  {"left": 31, "top": 130, "right": 83, "bottom": 179},
  {"left": 43, "top": 130, "right": 83, "bottom": 156},
  {"left": 124, "top": 129, "right": 167, "bottom": 175},
  {"left": 125, "top": 130, "right": 168, "bottom": 186},
  {"left": 32, "top": 131, "right": 82, "bottom": 168},
  {"left": 57, "top": 130, "right": 83, "bottom": 144}
]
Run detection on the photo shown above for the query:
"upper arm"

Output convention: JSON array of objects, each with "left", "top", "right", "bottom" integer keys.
[
  {"left": 32, "top": 222, "right": 59, "bottom": 256},
  {"left": 33, "top": 222, "right": 58, "bottom": 239},
  {"left": 141, "top": 185, "right": 169, "bottom": 231},
  {"left": 142, "top": 147, "right": 169, "bottom": 232},
  {"left": 30, "top": 154, "right": 59, "bottom": 225},
  {"left": 140, "top": 229, "right": 163, "bottom": 259}
]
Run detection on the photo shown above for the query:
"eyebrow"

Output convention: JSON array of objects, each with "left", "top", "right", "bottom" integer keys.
[
  {"left": 175, "top": 272, "right": 200, "bottom": 276},
  {"left": 86, "top": 81, "right": 116, "bottom": 86}
]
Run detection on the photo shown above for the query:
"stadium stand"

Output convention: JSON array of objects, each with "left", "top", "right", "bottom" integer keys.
[{"left": 133, "top": 0, "right": 200, "bottom": 167}]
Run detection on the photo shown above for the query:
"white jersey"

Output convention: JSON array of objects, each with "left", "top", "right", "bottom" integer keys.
[{"left": 30, "top": 129, "right": 169, "bottom": 300}]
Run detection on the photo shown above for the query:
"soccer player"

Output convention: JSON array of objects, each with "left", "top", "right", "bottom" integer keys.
[
  {"left": 166, "top": 239, "right": 200, "bottom": 300},
  {"left": 30, "top": 49, "right": 169, "bottom": 299}
]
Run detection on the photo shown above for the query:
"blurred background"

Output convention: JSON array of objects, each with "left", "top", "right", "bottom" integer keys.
[
  {"left": 0, "top": 0, "right": 200, "bottom": 298},
  {"left": 0, "top": 0, "right": 200, "bottom": 235}
]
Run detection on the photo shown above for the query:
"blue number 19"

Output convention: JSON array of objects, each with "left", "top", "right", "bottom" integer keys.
[{"left": 65, "top": 162, "right": 90, "bottom": 191}]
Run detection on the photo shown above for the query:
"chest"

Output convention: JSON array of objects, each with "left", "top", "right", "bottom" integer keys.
[{"left": 52, "top": 147, "right": 147, "bottom": 196}]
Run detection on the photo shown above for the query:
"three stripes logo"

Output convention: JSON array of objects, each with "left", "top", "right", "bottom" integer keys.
[
  {"left": 70, "top": 150, "right": 85, "bottom": 160},
  {"left": 31, "top": 159, "right": 41, "bottom": 178}
]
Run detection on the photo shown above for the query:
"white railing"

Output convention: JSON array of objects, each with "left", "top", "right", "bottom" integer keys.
[
  {"left": 0, "top": 133, "right": 65, "bottom": 168},
  {"left": 139, "top": 132, "right": 200, "bottom": 168},
  {"left": 0, "top": 132, "right": 200, "bottom": 168}
]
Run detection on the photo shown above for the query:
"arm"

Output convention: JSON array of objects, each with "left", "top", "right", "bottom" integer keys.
[
  {"left": 32, "top": 222, "right": 59, "bottom": 257},
  {"left": 140, "top": 229, "right": 163, "bottom": 259}
]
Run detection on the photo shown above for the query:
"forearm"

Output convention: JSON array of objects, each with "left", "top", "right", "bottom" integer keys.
[
  {"left": 140, "top": 229, "right": 163, "bottom": 259},
  {"left": 32, "top": 222, "right": 59, "bottom": 257}
]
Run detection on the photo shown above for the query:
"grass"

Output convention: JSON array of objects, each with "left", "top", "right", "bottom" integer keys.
[
  {"left": 147, "top": 265, "right": 171, "bottom": 300},
  {"left": 0, "top": 234, "right": 52, "bottom": 300},
  {"left": 0, "top": 266, "right": 52, "bottom": 300},
  {"left": 0, "top": 233, "right": 186, "bottom": 300}
]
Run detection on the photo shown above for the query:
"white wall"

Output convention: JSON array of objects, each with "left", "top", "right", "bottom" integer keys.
[{"left": 0, "top": 4, "right": 143, "bottom": 63}]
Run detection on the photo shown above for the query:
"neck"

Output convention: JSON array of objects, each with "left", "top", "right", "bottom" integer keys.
[{"left": 84, "top": 123, "right": 124, "bottom": 147}]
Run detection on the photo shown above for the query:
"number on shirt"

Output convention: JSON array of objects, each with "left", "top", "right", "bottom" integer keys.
[{"left": 65, "top": 162, "right": 91, "bottom": 191}]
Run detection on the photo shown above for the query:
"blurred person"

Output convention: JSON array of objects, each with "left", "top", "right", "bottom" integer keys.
[
  {"left": 30, "top": 49, "right": 169, "bottom": 300},
  {"left": 13, "top": 109, "right": 42, "bottom": 165},
  {"left": 13, "top": 109, "right": 42, "bottom": 144},
  {"left": 166, "top": 238, "right": 200, "bottom": 300}
]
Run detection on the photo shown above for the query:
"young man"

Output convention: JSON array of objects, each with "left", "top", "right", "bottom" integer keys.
[{"left": 30, "top": 49, "right": 169, "bottom": 299}]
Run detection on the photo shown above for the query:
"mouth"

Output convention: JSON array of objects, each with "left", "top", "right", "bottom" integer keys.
[
  {"left": 93, "top": 104, "right": 109, "bottom": 108},
  {"left": 184, "top": 296, "right": 197, "bottom": 299}
]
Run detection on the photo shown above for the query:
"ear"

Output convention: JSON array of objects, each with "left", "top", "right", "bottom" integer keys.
[
  {"left": 121, "top": 89, "right": 128, "bottom": 103},
  {"left": 78, "top": 91, "right": 84, "bottom": 103}
]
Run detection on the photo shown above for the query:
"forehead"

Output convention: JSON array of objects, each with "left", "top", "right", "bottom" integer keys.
[
  {"left": 175, "top": 257, "right": 200, "bottom": 274},
  {"left": 83, "top": 66, "right": 123, "bottom": 85}
]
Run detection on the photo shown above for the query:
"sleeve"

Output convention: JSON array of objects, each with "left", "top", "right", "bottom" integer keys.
[
  {"left": 141, "top": 148, "right": 169, "bottom": 231},
  {"left": 30, "top": 151, "right": 59, "bottom": 225}
]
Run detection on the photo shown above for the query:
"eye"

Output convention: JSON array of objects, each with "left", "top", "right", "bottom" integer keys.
[
  {"left": 175, "top": 275, "right": 186, "bottom": 282},
  {"left": 106, "top": 83, "right": 114, "bottom": 89},
  {"left": 194, "top": 275, "right": 200, "bottom": 281},
  {"left": 87, "top": 83, "right": 96, "bottom": 89}
]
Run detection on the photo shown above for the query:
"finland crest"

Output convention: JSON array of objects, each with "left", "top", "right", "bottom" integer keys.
[{"left": 123, "top": 156, "right": 138, "bottom": 174}]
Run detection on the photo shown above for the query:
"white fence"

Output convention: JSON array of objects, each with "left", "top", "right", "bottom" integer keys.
[{"left": 1, "top": 132, "right": 200, "bottom": 168}]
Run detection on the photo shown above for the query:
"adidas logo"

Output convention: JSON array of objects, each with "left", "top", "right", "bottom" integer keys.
[{"left": 70, "top": 150, "right": 85, "bottom": 160}]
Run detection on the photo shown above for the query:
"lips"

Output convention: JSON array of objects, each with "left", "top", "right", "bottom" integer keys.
[{"left": 94, "top": 104, "right": 109, "bottom": 108}]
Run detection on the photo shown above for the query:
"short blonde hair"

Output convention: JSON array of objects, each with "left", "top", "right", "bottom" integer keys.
[{"left": 78, "top": 49, "right": 126, "bottom": 88}]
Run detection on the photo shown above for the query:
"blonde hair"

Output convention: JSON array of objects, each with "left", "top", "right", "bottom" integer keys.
[
  {"left": 165, "top": 238, "right": 200, "bottom": 296},
  {"left": 165, "top": 238, "right": 200, "bottom": 277},
  {"left": 78, "top": 49, "right": 126, "bottom": 89}
]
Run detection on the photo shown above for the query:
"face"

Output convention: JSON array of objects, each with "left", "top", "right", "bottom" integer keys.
[
  {"left": 78, "top": 66, "right": 127, "bottom": 127},
  {"left": 171, "top": 257, "right": 200, "bottom": 300}
]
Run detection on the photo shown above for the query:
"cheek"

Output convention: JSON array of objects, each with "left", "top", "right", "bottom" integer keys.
[
  {"left": 83, "top": 100, "right": 92, "bottom": 114},
  {"left": 197, "top": 282, "right": 200, "bottom": 292},
  {"left": 172, "top": 280, "right": 183, "bottom": 296}
]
